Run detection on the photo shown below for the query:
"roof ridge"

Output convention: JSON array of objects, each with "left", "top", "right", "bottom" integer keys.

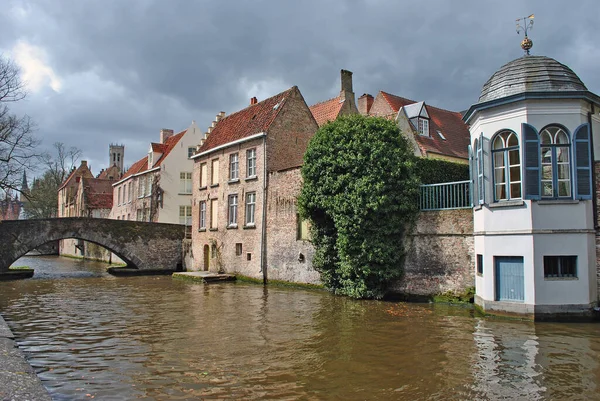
[
  {"left": 309, "top": 95, "right": 341, "bottom": 108},
  {"left": 380, "top": 91, "right": 417, "bottom": 105},
  {"left": 216, "top": 86, "right": 296, "bottom": 124}
]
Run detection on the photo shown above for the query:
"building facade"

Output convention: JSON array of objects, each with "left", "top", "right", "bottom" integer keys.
[
  {"left": 463, "top": 54, "right": 600, "bottom": 318},
  {"left": 190, "top": 86, "right": 319, "bottom": 282},
  {"left": 110, "top": 122, "right": 202, "bottom": 233}
]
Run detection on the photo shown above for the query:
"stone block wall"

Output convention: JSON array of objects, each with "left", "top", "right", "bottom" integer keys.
[
  {"left": 266, "top": 168, "right": 319, "bottom": 284},
  {"left": 390, "top": 208, "right": 474, "bottom": 296}
]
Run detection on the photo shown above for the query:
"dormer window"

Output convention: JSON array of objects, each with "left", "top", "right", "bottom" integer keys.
[{"left": 418, "top": 118, "right": 429, "bottom": 136}]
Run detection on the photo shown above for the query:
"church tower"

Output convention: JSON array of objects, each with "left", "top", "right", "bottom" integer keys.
[{"left": 109, "top": 144, "right": 124, "bottom": 172}]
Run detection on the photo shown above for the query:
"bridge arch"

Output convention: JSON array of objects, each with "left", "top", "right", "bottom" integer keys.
[{"left": 0, "top": 218, "right": 185, "bottom": 273}]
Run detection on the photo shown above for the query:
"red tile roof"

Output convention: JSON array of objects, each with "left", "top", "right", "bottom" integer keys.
[
  {"left": 309, "top": 96, "right": 344, "bottom": 127},
  {"left": 118, "top": 129, "right": 187, "bottom": 182},
  {"left": 377, "top": 91, "right": 469, "bottom": 160},
  {"left": 83, "top": 178, "right": 114, "bottom": 210},
  {"left": 198, "top": 87, "right": 295, "bottom": 153}
]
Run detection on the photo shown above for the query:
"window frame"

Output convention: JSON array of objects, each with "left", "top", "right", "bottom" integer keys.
[
  {"left": 199, "top": 201, "right": 206, "bottom": 229},
  {"left": 418, "top": 117, "right": 430, "bottom": 136},
  {"left": 543, "top": 255, "right": 577, "bottom": 279},
  {"left": 211, "top": 159, "right": 220, "bottom": 186},
  {"left": 179, "top": 172, "right": 192, "bottom": 194},
  {"left": 179, "top": 205, "right": 192, "bottom": 226},
  {"left": 247, "top": 148, "right": 257, "bottom": 178},
  {"left": 245, "top": 192, "right": 256, "bottom": 226},
  {"left": 228, "top": 194, "right": 238, "bottom": 227},
  {"left": 491, "top": 130, "right": 522, "bottom": 202},
  {"left": 539, "top": 125, "right": 572, "bottom": 199},
  {"left": 229, "top": 153, "right": 239, "bottom": 181},
  {"left": 476, "top": 254, "right": 483, "bottom": 275},
  {"left": 188, "top": 147, "right": 195, "bottom": 159}
]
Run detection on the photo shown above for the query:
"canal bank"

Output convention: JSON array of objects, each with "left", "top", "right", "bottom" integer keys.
[{"left": 0, "top": 313, "right": 51, "bottom": 400}]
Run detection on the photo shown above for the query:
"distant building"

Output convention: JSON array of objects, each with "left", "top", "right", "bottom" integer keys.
[
  {"left": 464, "top": 52, "right": 600, "bottom": 319},
  {"left": 57, "top": 147, "right": 123, "bottom": 262},
  {"left": 190, "top": 86, "right": 319, "bottom": 283},
  {"left": 110, "top": 122, "right": 203, "bottom": 233}
]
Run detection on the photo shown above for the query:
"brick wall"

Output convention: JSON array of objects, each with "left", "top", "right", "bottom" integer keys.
[
  {"left": 266, "top": 168, "right": 319, "bottom": 284},
  {"left": 390, "top": 209, "right": 474, "bottom": 296},
  {"left": 367, "top": 92, "right": 394, "bottom": 119}
]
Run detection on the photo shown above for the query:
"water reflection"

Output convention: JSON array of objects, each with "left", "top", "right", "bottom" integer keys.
[{"left": 1, "top": 256, "right": 600, "bottom": 400}]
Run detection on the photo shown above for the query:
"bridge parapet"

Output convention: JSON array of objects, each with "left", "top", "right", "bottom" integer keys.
[{"left": 0, "top": 218, "right": 185, "bottom": 273}]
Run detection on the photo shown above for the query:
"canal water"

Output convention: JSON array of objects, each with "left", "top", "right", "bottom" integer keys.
[{"left": 1, "top": 256, "right": 600, "bottom": 400}]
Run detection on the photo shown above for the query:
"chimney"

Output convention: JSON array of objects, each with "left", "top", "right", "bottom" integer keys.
[
  {"left": 340, "top": 69, "right": 354, "bottom": 101},
  {"left": 250, "top": 97, "right": 258, "bottom": 105},
  {"left": 160, "top": 128, "right": 174, "bottom": 144},
  {"left": 358, "top": 93, "right": 374, "bottom": 115},
  {"left": 81, "top": 160, "right": 88, "bottom": 168}
]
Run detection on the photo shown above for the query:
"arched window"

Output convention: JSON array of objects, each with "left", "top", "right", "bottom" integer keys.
[
  {"left": 492, "top": 131, "right": 521, "bottom": 201},
  {"left": 540, "top": 126, "right": 570, "bottom": 198}
]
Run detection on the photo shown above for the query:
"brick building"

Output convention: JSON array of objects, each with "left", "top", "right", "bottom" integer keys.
[
  {"left": 309, "top": 69, "right": 358, "bottom": 127},
  {"left": 190, "top": 86, "right": 319, "bottom": 282}
]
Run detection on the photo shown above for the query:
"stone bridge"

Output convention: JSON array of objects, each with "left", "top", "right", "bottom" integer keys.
[{"left": 0, "top": 218, "right": 185, "bottom": 272}]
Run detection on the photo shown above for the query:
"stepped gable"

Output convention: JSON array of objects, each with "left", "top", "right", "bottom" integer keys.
[
  {"left": 309, "top": 96, "right": 344, "bottom": 127},
  {"left": 198, "top": 87, "right": 295, "bottom": 153}
]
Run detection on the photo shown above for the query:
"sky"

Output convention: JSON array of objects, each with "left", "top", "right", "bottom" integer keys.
[{"left": 2, "top": 0, "right": 599, "bottom": 176}]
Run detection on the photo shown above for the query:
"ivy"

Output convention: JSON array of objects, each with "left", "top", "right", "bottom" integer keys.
[{"left": 298, "top": 115, "right": 420, "bottom": 299}]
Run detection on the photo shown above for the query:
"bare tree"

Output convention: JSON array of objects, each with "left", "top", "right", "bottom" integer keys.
[
  {"left": 0, "top": 54, "right": 39, "bottom": 195},
  {"left": 41, "top": 142, "right": 82, "bottom": 187}
]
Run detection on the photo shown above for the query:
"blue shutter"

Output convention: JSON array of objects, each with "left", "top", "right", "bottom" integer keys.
[
  {"left": 522, "top": 123, "right": 541, "bottom": 199},
  {"left": 573, "top": 123, "right": 592, "bottom": 200},
  {"left": 477, "top": 133, "right": 485, "bottom": 205},
  {"left": 469, "top": 143, "right": 476, "bottom": 207}
]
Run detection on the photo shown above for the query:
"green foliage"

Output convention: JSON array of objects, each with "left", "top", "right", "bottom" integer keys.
[
  {"left": 414, "top": 158, "right": 469, "bottom": 185},
  {"left": 298, "top": 115, "right": 420, "bottom": 299}
]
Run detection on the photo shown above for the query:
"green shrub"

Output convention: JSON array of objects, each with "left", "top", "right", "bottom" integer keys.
[
  {"left": 298, "top": 115, "right": 420, "bottom": 299},
  {"left": 414, "top": 158, "right": 469, "bottom": 185}
]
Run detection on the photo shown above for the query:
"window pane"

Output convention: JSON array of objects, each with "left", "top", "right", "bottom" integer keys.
[
  {"left": 558, "top": 180, "right": 571, "bottom": 197},
  {"left": 541, "top": 147, "right": 552, "bottom": 163},
  {"left": 555, "top": 130, "right": 569, "bottom": 144},
  {"left": 507, "top": 133, "right": 518, "bottom": 147},
  {"left": 542, "top": 165, "right": 553, "bottom": 180},
  {"left": 510, "top": 183, "right": 521, "bottom": 199},
  {"left": 541, "top": 132, "right": 552, "bottom": 144},
  {"left": 510, "top": 166, "right": 521, "bottom": 182},
  {"left": 557, "top": 164, "right": 570, "bottom": 180},
  {"left": 557, "top": 147, "right": 569, "bottom": 163},
  {"left": 542, "top": 181, "right": 553, "bottom": 196},
  {"left": 508, "top": 149, "right": 520, "bottom": 165},
  {"left": 493, "top": 136, "right": 505, "bottom": 150},
  {"left": 495, "top": 184, "right": 506, "bottom": 200}
]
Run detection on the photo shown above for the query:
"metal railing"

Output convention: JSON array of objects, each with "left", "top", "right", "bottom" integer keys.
[{"left": 419, "top": 180, "right": 472, "bottom": 211}]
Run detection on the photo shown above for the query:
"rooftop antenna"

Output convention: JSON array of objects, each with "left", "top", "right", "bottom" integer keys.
[{"left": 516, "top": 14, "right": 534, "bottom": 55}]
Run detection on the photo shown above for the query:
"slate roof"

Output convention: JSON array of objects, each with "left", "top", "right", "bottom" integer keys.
[
  {"left": 118, "top": 129, "right": 187, "bottom": 182},
  {"left": 309, "top": 96, "right": 344, "bottom": 127},
  {"left": 198, "top": 88, "right": 295, "bottom": 153},
  {"left": 378, "top": 91, "right": 470, "bottom": 160},
  {"left": 479, "top": 55, "right": 587, "bottom": 103}
]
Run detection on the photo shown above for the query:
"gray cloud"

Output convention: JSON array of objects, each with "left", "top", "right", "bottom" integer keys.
[{"left": 3, "top": 0, "right": 599, "bottom": 175}]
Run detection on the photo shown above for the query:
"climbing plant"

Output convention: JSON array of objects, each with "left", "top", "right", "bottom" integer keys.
[{"left": 298, "top": 114, "right": 420, "bottom": 299}]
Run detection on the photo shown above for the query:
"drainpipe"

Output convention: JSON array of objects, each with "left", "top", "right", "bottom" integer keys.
[
  {"left": 589, "top": 102, "right": 597, "bottom": 229},
  {"left": 259, "top": 136, "right": 268, "bottom": 284}
]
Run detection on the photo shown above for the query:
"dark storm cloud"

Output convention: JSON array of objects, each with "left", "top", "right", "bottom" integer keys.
[{"left": 3, "top": 0, "right": 600, "bottom": 174}]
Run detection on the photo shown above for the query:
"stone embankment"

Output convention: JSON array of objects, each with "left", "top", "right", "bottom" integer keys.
[{"left": 0, "top": 314, "right": 51, "bottom": 400}]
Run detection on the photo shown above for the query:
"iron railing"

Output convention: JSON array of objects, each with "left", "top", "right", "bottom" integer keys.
[{"left": 420, "top": 180, "right": 472, "bottom": 211}]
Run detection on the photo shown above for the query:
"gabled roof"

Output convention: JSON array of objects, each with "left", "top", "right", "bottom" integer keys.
[
  {"left": 151, "top": 143, "right": 167, "bottom": 153},
  {"left": 309, "top": 96, "right": 344, "bottom": 127},
  {"left": 198, "top": 88, "right": 295, "bottom": 153},
  {"left": 82, "top": 178, "right": 114, "bottom": 210},
  {"left": 413, "top": 104, "right": 469, "bottom": 160},
  {"left": 58, "top": 162, "right": 93, "bottom": 191},
  {"left": 380, "top": 91, "right": 416, "bottom": 114},
  {"left": 116, "top": 129, "right": 186, "bottom": 184},
  {"left": 376, "top": 91, "right": 470, "bottom": 160}
]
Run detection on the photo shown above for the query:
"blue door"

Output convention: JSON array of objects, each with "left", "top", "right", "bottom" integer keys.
[{"left": 495, "top": 256, "right": 524, "bottom": 302}]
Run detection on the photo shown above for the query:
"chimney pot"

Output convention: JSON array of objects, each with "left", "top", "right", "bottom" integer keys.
[
  {"left": 250, "top": 97, "right": 258, "bottom": 105},
  {"left": 358, "top": 93, "right": 374, "bottom": 115},
  {"left": 160, "top": 128, "right": 174, "bottom": 144}
]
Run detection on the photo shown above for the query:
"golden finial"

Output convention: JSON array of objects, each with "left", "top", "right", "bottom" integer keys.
[{"left": 516, "top": 14, "right": 534, "bottom": 55}]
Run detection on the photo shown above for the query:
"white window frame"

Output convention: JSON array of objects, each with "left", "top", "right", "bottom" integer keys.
[
  {"left": 179, "top": 205, "right": 192, "bottom": 226},
  {"left": 245, "top": 192, "right": 256, "bottom": 226},
  {"left": 418, "top": 118, "right": 429, "bottom": 136},
  {"left": 199, "top": 201, "right": 206, "bottom": 229},
  {"left": 247, "top": 148, "right": 257, "bottom": 178},
  {"left": 228, "top": 194, "right": 238, "bottom": 227},
  {"left": 230, "top": 153, "right": 239, "bottom": 181},
  {"left": 179, "top": 172, "right": 192, "bottom": 194}
]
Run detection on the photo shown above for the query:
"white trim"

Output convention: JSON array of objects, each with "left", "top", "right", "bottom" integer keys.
[
  {"left": 113, "top": 166, "right": 160, "bottom": 187},
  {"left": 191, "top": 132, "right": 266, "bottom": 159}
]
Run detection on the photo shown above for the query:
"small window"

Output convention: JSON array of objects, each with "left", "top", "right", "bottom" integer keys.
[
  {"left": 179, "top": 205, "right": 192, "bottom": 226},
  {"left": 230, "top": 153, "right": 239, "bottom": 181},
  {"left": 210, "top": 199, "right": 218, "bottom": 229},
  {"left": 245, "top": 192, "right": 256, "bottom": 226},
  {"left": 246, "top": 252, "right": 252, "bottom": 261},
  {"left": 544, "top": 256, "right": 577, "bottom": 278},
  {"left": 476, "top": 254, "right": 483, "bottom": 275},
  {"left": 296, "top": 214, "right": 310, "bottom": 241},
  {"left": 200, "top": 163, "right": 207, "bottom": 188},
  {"left": 179, "top": 172, "right": 192, "bottom": 194},
  {"left": 188, "top": 147, "right": 195, "bottom": 159},
  {"left": 228, "top": 194, "right": 238, "bottom": 226},
  {"left": 199, "top": 201, "right": 206, "bottom": 229},
  {"left": 211, "top": 244, "right": 217, "bottom": 258},
  {"left": 236, "top": 243, "right": 243, "bottom": 256},
  {"left": 247, "top": 148, "right": 257, "bottom": 177},
  {"left": 418, "top": 118, "right": 429, "bottom": 136},
  {"left": 211, "top": 159, "right": 220, "bottom": 185}
]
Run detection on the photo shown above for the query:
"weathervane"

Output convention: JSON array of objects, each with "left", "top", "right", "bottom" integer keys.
[{"left": 516, "top": 14, "right": 534, "bottom": 55}]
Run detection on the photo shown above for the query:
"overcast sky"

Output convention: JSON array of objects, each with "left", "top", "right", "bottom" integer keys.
[{"left": 2, "top": 0, "right": 599, "bottom": 176}]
